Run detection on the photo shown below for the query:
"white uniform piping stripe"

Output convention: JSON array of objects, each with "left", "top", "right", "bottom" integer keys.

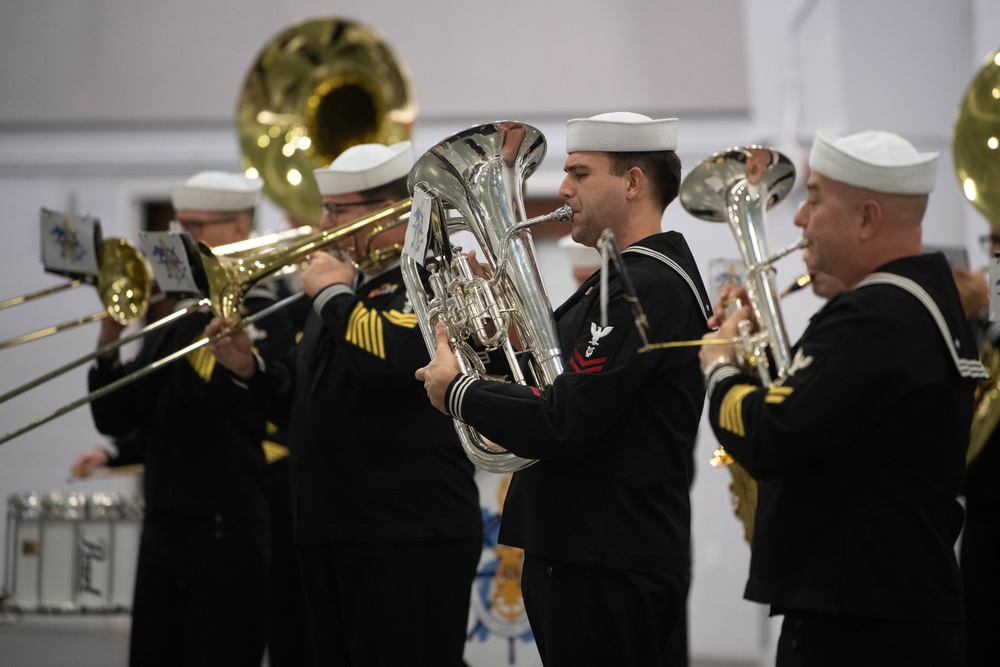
[
  {"left": 622, "top": 247, "right": 711, "bottom": 322},
  {"left": 855, "top": 272, "right": 989, "bottom": 379}
]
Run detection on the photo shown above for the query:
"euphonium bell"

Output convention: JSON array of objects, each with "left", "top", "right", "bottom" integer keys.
[{"left": 401, "top": 121, "right": 570, "bottom": 473}]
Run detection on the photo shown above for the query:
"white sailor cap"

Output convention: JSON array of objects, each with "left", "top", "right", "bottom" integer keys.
[
  {"left": 558, "top": 234, "right": 601, "bottom": 269},
  {"left": 170, "top": 171, "right": 263, "bottom": 212},
  {"left": 808, "top": 130, "right": 938, "bottom": 195},
  {"left": 314, "top": 142, "right": 414, "bottom": 196},
  {"left": 566, "top": 112, "right": 678, "bottom": 153}
]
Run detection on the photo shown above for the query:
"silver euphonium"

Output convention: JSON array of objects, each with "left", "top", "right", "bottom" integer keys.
[
  {"left": 401, "top": 121, "right": 571, "bottom": 473},
  {"left": 679, "top": 145, "right": 799, "bottom": 544}
]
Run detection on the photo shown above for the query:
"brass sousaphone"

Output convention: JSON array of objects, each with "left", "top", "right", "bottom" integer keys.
[
  {"left": 955, "top": 46, "right": 1000, "bottom": 466},
  {"left": 0, "top": 19, "right": 418, "bottom": 446},
  {"left": 236, "top": 17, "right": 416, "bottom": 225}
]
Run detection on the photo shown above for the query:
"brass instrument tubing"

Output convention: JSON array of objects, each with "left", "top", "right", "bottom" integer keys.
[
  {"left": 0, "top": 311, "right": 108, "bottom": 351},
  {"left": 0, "top": 300, "right": 208, "bottom": 405},
  {"left": 0, "top": 293, "right": 301, "bottom": 446},
  {"left": 0, "top": 280, "right": 83, "bottom": 310}
]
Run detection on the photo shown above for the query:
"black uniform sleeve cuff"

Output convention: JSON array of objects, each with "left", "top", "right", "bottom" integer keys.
[{"left": 444, "top": 374, "right": 475, "bottom": 419}]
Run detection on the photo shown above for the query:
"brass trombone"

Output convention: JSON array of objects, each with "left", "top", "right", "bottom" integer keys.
[
  {"left": 1, "top": 15, "right": 417, "bottom": 445},
  {"left": 0, "top": 279, "right": 84, "bottom": 311},
  {"left": 0, "top": 200, "right": 412, "bottom": 446},
  {"left": 0, "top": 231, "right": 315, "bottom": 403},
  {"left": 0, "top": 238, "right": 153, "bottom": 350}
]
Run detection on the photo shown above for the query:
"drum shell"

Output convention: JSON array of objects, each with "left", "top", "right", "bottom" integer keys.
[{"left": 4, "top": 491, "right": 143, "bottom": 613}]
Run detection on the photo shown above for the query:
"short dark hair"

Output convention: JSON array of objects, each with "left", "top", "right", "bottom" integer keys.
[{"left": 607, "top": 151, "right": 682, "bottom": 211}]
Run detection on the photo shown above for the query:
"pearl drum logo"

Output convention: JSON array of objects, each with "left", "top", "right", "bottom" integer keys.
[
  {"left": 77, "top": 535, "right": 109, "bottom": 597},
  {"left": 76, "top": 521, "right": 115, "bottom": 610}
]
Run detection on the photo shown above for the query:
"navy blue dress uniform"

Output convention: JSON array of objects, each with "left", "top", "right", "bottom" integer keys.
[
  {"left": 702, "top": 130, "right": 988, "bottom": 667},
  {"left": 260, "top": 270, "right": 310, "bottom": 667},
  {"left": 249, "top": 268, "right": 482, "bottom": 665},
  {"left": 89, "top": 284, "right": 295, "bottom": 667},
  {"left": 960, "top": 319, "right": 1000, "bottom": 667},
  {"left": 239, "top": 143, "right": 482, "bottom": 666},
  {"left": 85, "top": 170, "right": 296, "bottom": 667},
  {"left": 421, "top": 112, "right": 712, "bottom": 665},
  {"left": 447, "top": 233, "right": 711, "bottom": 664}
]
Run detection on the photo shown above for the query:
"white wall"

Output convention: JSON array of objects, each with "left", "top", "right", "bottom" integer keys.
[{"left": 0, "top": 1, "right": 998, "bottom": 665}]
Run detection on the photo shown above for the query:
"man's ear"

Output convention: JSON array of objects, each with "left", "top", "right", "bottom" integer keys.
[
  {"left": 625, "top": 166, "right": 644, "bottom": 200},
  {"left": 857, "top": 198, "right": 883, "bottom": 240}
]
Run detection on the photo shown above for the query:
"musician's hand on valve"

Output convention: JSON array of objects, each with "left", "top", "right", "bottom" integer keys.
[
  {"left": 699, "top": 303, "right": 751, "bottom": 375},
  {"left": 205, "top": 317, "right": 256, "bottom": 380},
  {"left": 466, "top": 249, "right": 491, "bottom": 280},
  {"left": 708, "top": 284, "right": 750, "bottom": 329},
  {"left": 415, "top": 322, "right": 461, "bottom": 414},
  {"left": 302, "top": 251, "right": 357, "bottom": 297}
]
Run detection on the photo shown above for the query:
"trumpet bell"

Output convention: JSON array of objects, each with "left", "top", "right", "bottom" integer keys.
[{"left": 236, "top": 18, "right": 416, "bottom": 224}]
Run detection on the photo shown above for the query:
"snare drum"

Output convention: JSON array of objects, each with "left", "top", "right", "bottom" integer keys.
[{"left": 4, "top": 491, "right": 143, "bottom": 613}]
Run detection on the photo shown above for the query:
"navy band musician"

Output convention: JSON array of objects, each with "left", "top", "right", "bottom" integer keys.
[
  {"left": 415, "top": 112, "right": 714, "bottom": 666},
  {"left": 699, "top": 130, "right": 988, "bottom": 667},
  {"left": 205, "top": 143, "right": 483, "bottom": 666},
  {"left": 72, "top": 171, "right": 297, "bottom": 667}
]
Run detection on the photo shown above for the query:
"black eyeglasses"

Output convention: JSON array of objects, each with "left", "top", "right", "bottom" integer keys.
[
  {"left": 979, "top": 234, "right": 1000, "bottom": 254},
  {"left": 322, "top": 199, "right": 385, "bottom": 218}
]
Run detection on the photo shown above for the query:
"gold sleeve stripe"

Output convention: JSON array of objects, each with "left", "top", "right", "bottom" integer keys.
[
  {"left": 719, "top": 384, "right": 758, "bottom": 437},
  {"left": 765, "top": 385, "right": 794, "bottom": 404},
  {"left": 345, "top": 302, "right": 386, "bottom": 359},
  {"left": 262, "top": 440, "right": 289, "bottom": 463},
  {"left": 384, "top": 310, "right": 419, "bottom": 328},
  {"left": 186, "top": 334, "right": 215, "bottom": 383}
]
